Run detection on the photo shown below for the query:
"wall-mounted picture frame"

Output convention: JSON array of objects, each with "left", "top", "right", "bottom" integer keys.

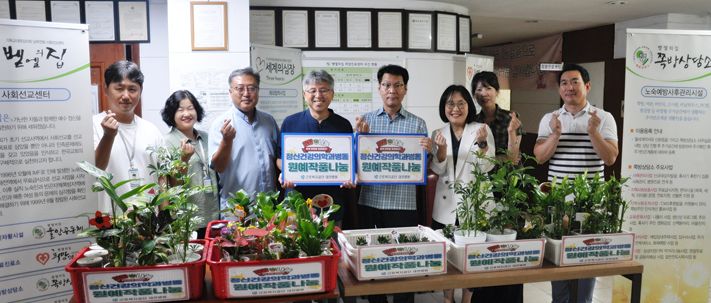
[
  {"left": 406, "top": 11, "right": 434, "bottom": 52},
  {"left": 377, "top": 10, "right": 402, "bottom": 49},
  {"left": 315, "top": 10, "right": 340, "bottom": 48},
  {"left": 191, "top": 1, "right": 228, "bottom": 51},
  {"left": 282, "top": 10, "right": 309, "bottom": 48},
  {"left": 347, "top": 10, "right": 371, "bottom": 48},
  {"left": 85, "top": 1, "right": 116, "bottom": 41},
  {"left": 436, "top": 12, "right": 457, "bottom": 53},
  {"left": 50, "top": 1, "right": 81, "bottom": 24},
  {"left": 250, "top": 9, "right": 276, "bottom": 46},
  {"left": 119, "top": 1, "right": 149, "bottom": 42},
  {"left": 458, "top": 15, "right": 471, "bottom": 53}
]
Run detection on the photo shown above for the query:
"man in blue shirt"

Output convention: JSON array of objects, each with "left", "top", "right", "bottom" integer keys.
[
  {"left": 208, "top": 67, "right": 279, "bottom": 218},
  {"left": 278, "top": 69, "right": 356, "bottom": 226}
]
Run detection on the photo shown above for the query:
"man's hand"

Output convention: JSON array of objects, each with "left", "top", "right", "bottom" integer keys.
[
  {"left": 419, "top": 137, "right": 434, "bottom": 153},
  {"left": 101, "top": 110, "right": 119, "bottom": 138},
  {"left": 476, "top": 124, "right": 488, "bottom": 143},
  {"left": 221, "top": 119, "right": 236, "bottom": 141},
  {"left": 549, "top": 113, "right": 562, "bottom": 136},
  {"left": 179, "top": 139, "right": 195, "bottom": 162},
  {"left": 354, "top": 116, "right": 370, "bottom": 133},
  {"left": 587, "top": 110, "right": 601, "bottom": 135},
  {"left": 433, "top": 130, "right": 447, "bottom": 150},
  {"left": 279, "top": 173, "right": 295, "bottom": 189},
  {"left": 507, "top": 112, "right": 521, "bottom": 133},
  {"left": 341, "top": 174, "right": 360, "bottom": 189}
]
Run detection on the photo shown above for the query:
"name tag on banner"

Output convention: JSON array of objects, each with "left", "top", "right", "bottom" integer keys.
[
  {"left": 282, "top": 133, "right": 354, "bottom": 186},
  {"left": 356, "top": 133, "right": 427, "bottom": 185}
]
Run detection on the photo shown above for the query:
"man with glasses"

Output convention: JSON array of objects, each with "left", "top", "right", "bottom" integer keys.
[
  {"left": 354, "top": 64, "right": 433, "bottom": 303},
  {"left": 208, "top": 67, "right": 279, "bottom": 218},
  {"left": 277, "top": 69, "right": 356, "bottom": 227}
]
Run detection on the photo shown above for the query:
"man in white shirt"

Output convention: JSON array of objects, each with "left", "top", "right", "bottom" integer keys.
[{"left": 93, "top": 60, "right": 165, "bottom": 213}]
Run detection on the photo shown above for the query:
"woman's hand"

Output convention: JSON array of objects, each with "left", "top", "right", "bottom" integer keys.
[
  {"left": 476, "top": 124, "right": 488, "bottom": 143},
  {"left": 434, "top": 130, "right": 447, "bottom": 149}
]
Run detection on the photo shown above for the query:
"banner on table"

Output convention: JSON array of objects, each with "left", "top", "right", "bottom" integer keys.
[
  {"left": 0, "top": 19, "right": 94, "bottom": 303},
  {"left": 227, "top": 262, "right": 324, "bottom": 297},
  {"left": 464, "top": 239, "right": 545, "bottom": 273},
  {"left": 615, "top": 28, "right": 711, "bottom": 303},
  {"left": 472, "top": 34, "right": 562, "bottom": 90},
  {"left": 281, "top": 133, "right": 354, "bottom": 186},
  {"left": 251, "top": 44, "right": 303, "bottom": 126},
  {"left": 356, "top": 134, "right": 427, "bottom": 185}
]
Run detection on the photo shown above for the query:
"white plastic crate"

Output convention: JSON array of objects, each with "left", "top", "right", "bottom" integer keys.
[
  {"left": 544, "top": 231, "right": 634, "bottom": 266},
  {"left": 439, "top": 232, "right": 546, "bottom": 273}
]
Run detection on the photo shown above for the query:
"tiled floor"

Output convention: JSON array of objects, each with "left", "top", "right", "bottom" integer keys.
[{"left": 351, "top": 275, "right": 617, "bottom": 303}]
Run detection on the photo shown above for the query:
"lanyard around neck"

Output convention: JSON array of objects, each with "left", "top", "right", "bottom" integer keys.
[{"left": 117, "top": 118, "right": 138, "bottom": 169}]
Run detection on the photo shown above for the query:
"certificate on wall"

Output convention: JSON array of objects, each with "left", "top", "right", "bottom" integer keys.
[
  {"left": 347, "top": 11, "right": 371, "bottom": 48},
  {"left": 191, "top": 2, "right": 228, "bottom": 50},
  {"left": 250, "top": 10, "right": 275, "bottom": 45},
  {"left": 378, "top": 12, "right": 402, "bottom": 48},
  {"left": 315, "top": 11, "right": 340, "bottom": 48},
  {"left": 0, "top": 1, "right": 9, "bottom": 19},
  {"left": 119, "top": 1, "right": 149, "bottom": 42},
  {"left": 408, "top": 13, "right": 432, "bottom": 50},
  {"left": 50, "top": 1, "right": 80, "bottom": 24},
  {"left": 282, "top": 10, "right": 308, "bottom": 48},
  {"left": 16, "top": 0, "right": 46, "bottom": 21},
  {"left": 85, "top": 1, "right": 115, "bottom": 41},
  {"left": 458, "top": 16, "right": 471, "bottom": 53},
  {"left": 436, "top": 13, "right": 457, "bottom": 52},
  {"left": 356, "top": 134, "right": 427, "bottom": 185},
  {"left": 282, "top": 133, "right": 355, "bottom": 186}
]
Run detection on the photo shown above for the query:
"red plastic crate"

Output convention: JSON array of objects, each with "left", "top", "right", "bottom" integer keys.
[
  {"left": 204, "top": 220, "right": 229, "bottom": 241},
  {"left": 206, "top": 238, "right": 341, "bottom": 299},
  {"left": 65, "top": 239, "right": 207, "bottom": 303}
]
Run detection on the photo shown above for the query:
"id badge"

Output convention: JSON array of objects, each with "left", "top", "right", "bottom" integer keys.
[
  {"left": 203, "top": 177, "right": 213, "bottom": 193},
  {"left": 128, "top": 168, "right": 141, "bottom": 188}
]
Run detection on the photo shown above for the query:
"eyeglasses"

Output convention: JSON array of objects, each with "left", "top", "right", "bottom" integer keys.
[
  {"left": 231, "top": 85, "right": 258, "bottom": 94},
  {"left": 380, "top": 82, "right": 405, "bottom": 91},
  {"left": 305, "top": 88, "right": 333, "bottom": 95},
  {"left": 445, "top": 101, "right": 467, "bottom": 110}
]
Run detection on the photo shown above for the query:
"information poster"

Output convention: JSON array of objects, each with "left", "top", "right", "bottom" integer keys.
[
  {"left": 251, "top": 44, "right": 303, "bottom": 126},
  {"left": 356, "top": 134, "right": 427, "bottom": 185},
  {"left": 615, "top": 28, "right": 711, "bottom": 303},
  {"left": 0, "top": 19, "right": 94, "bottom": 303},
  {"left": 172, "top": 67, "right": 233, "bottom": 132},
  {"left": 282, "top": 133, "right": 354, "bottom": 186},
  {"left": 301, "top": 58, "right": 402, "bottom": 126}
]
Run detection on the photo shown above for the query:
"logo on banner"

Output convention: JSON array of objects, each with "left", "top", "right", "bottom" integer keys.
[
  {"left": 634, "top": 46, "right": 653, "bottom": 69},
  {"left": 112, "top": 273, "right": 154, "bottom": 283},
  {"left": 37, "top": 278, "right": 50, "bottom": 291},
  {"left": 36, "top": 253, "right": 50, "bottom": 265},
  {"left": 486, "top": 244, "right": 520, "bottom": 253},
  {"left": 33, "top": 226, "right": 46, "bottom": 239},
  {"left": 582, "top": 238, "right": 612, "bottom": 246},
  {"left": 375, "top": 139, "right": 405, "bottom": 153},
  {"left": 253, "top": 267, "right": 293, "bottom": 276},
  {"left": 467, "top": 66, "right": 474, "bottom": 81},
  {"left": 382, "top": 247, "right": 418, "bottom": 256},
  {"left": 302, "top": 139, "right": 332, "bottom": 153}
]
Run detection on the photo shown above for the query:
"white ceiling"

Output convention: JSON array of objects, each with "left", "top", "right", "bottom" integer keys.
[{"left": 440, "top": 0, "right": 711, "bottom": 48}]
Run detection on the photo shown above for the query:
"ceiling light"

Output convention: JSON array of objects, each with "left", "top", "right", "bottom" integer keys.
[{"left": 607, "top": 1, "right": 627, "bottom": 5}]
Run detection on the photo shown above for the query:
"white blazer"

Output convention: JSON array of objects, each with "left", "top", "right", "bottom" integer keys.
[{"left": 429, "top": 122, "right": 496, "bottom": 225}]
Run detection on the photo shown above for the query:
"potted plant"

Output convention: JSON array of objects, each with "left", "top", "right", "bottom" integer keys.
[
  {"left": 486, "top": 152, "right": 539, "bottom": 241},
  {"left": 536, "top": 175, "right": 575, "bottom": 240},
  {"left": 451, "top": 156, "right": 491, "bottom": 245}
]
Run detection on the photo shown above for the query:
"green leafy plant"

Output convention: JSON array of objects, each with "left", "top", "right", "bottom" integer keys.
[
  {"left": 356, "top": 237, "right": 367, "bottom": 246},
  {"left": 535, "top": 176, "right": 575, "bottom": 240},
  {"left": 442, "top": 224, "right": 455, "bottom": 241},
  {"left": 294, "top": 197, "right": 340, "bottom": 256},
  {"left": 452, "top": 152, "right": 492, "bottom": 237},
  {"left": 376, "top": 235, "right": 390, "bottom": 245},
  {"left": 571, "top": 170, "right": 605, "bottom": 234},
  {"left": 486, "top": 151, "right": 539, "bottom": 237}
]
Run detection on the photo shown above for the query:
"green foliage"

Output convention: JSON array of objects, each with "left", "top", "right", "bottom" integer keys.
[
  {"left": 452, "top": 152, "right": 492, "bottom": 237},
  {"left": 376, "top": 235, "right": 390, "bottom": 245},
  {"left": 486, "top": 151, "right": 539, "bottom": 237},
  {"left": 535, "top": 176, "right": 575, "bottom": 239},
  {"left": 442, "top": 224, "right": 455, "bottom": 241},
  {"left": 294, "top": 197, "right": 340, "bottom": 256},
  {"left": 356, "top": 237, "right": 367, "bottom": 246}
]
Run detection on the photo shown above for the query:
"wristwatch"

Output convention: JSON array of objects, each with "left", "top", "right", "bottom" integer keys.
[{"left": 477, "top": 141, "right": 488, "bottom": 148}]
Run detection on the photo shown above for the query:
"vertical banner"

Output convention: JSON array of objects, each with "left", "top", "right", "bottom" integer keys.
[
  {"left": 617, "top": 28, "right": 711, "bottom": 303},
  {"left": 0, "top": 19, "right": 94, "bottom": 302},
  {"left": 473, "top": 34, "right": 562, "bottom": 90},
  {"left": 250, "top": 44, "right": 303, "bottom": 126},
  {"left": 464, "top": 54, "right": 494, "bottom": 113}
]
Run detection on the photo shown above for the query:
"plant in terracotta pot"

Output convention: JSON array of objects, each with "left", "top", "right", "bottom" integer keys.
[
  {"left": 451, "top": 157, "right": 491, "bottom": 244},
  {"left": 486, "top": 152, "right": 539, "bottom": 241}
]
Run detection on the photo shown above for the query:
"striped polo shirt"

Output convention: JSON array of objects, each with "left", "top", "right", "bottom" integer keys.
[{"left": 537, "top": 103, "right": 618, "bottom": 183}]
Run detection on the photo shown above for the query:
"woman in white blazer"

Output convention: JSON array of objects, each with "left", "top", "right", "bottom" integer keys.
[{"left": 430, "top": 85, "right": 495, "bottom": 303}]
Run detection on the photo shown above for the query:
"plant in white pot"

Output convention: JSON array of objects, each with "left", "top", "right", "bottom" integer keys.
[
  {"left": 451, "top": 159, "right": 491, "bottom": 245},
  {"left": 486, "top": 152, "right": 539, "bottom": 241},
  {"left": 535, "top": 175, "right": 575, "bottom": 240}
]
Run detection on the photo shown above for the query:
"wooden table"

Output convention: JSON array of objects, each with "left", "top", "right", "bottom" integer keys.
[
  {"left": 338, "top": 259, "right": 643, "bottom": 303},
  {"left": 70, "top": 266, "right": 339, "bottom": 303}
]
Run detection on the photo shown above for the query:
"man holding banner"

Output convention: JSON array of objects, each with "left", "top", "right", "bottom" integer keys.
[
  {"left": 534, "top": 64, "right": 619, "bottom": 303},
  {"left": 354, "top": 64, "right": 433, "bottom": 303},
  {"left": 277, "top": 69, "right": 356, "bottom": 226}
]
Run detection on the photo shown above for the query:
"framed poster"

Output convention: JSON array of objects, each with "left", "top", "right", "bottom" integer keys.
[
  {"left": 356, "top": 133, "right": 427, "bottom": 185},
  {"left": 250, "top": 10, "right": 275, "bottom": 45},
  {"left": 347, "top": 10, "right": 371, "bottom": 48},
  {"left": 315, "top": 10, "right": 340, "bottom": 48},
  {"left": 191, "top": 1, "right": 228, "bottom": 50},
  {"left": 0, "top": 1, "right": 9, "bottom": 19},
  {"left": 282, "top": 133, "right": 355, "bottom": 186},
  {"left": 458, "top": 15, "right": 471, "bottom": 53},
  {"left": 16, "top": 0, "right": 46, "bottom": 21},
  {"left": 282, "top": 10, "right": 308, "bottom": 48},
  {"left": 436, "top": 12, "right": 457, "bottom": 52},
  {"left": 377, "top": 11, "right": 402, "bottom": 49},
  {"left": 118, "top": 1, "right": 149, "bottom": 42},
  {"left": 85, "top": 1, "right": 115, "bottom": 41},
  {"left": 406, "top": 11, "right": 434, "bottom": 52},
  {"left": 50, "top": 1, "right": 81, "bottom": 24}
]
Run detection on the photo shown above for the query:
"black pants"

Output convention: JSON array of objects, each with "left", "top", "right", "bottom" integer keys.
[
  {"left": 469, "top": 284, "right": 523, "bottom": 303},
  {"left": 359, "top": 205, "right": 417, "bottom": 303}
]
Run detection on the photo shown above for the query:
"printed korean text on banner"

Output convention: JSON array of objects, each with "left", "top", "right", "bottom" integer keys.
[
  {"left": 356, "top": 134, "right": 427, "bottom": 185},
  {"left": 282, "top": 133, "right": 354, "bottom": 186},
  {"left": 0, "top": 19, "right": 94, "bottom": 302},
  {"left": 616, "top": 28, "right": 711, "bottom": 303},
  {"left": 472, "top": 34, "right": 562, "bottom": 90},
  {"left": 251, "top": 44, "right": 303, "bottom": 126}
]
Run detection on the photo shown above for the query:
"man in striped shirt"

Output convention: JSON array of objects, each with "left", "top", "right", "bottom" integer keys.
[{"left": 534, "top": 63, "right": 619, "bottom": 303}]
